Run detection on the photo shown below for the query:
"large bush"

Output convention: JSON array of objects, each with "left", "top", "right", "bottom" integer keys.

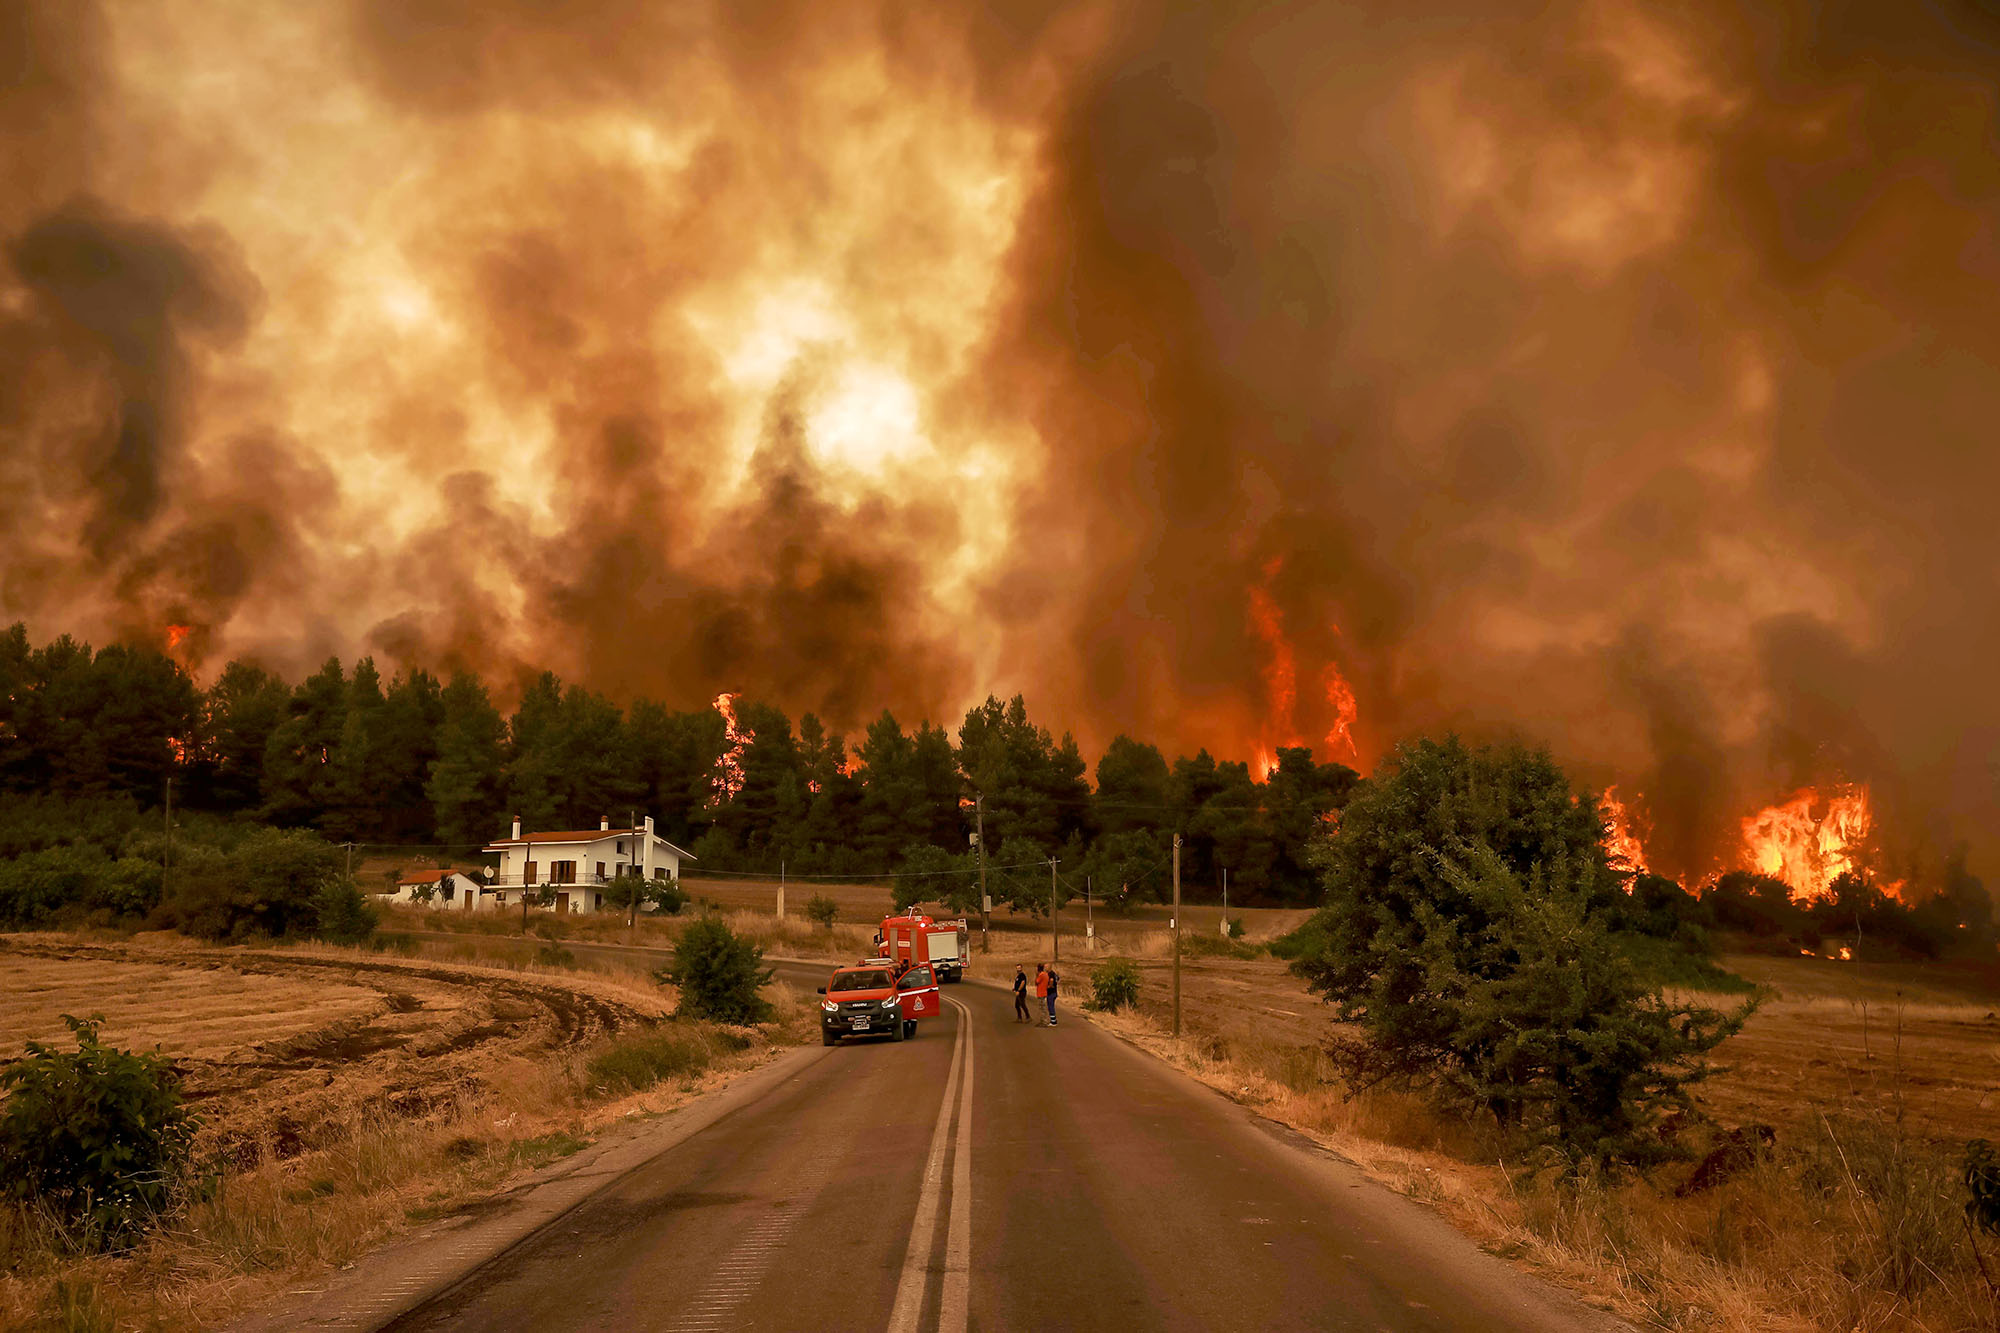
[
  {"left": 1290, "top": 738, "right": 1751, "bottom": 1167},
  {"left": 155, "top": 827, "right": 344, "bottom": 940},
  {"left": 661, "top": 918, "right": 772, "bottom": 1024},
  {"left": 0, "top": 1016, "right": 198, "bottom": 1243},
  {"left": 0, "top": 844, "right": 163, "bottom": 927},
  {"left": 804, "top": 894, "right": 838, "bottom": 929}
]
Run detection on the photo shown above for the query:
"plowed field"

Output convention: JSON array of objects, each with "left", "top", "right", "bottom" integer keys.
[{"left": 0, "top": 937, "right": 669, "bottom": 1165}]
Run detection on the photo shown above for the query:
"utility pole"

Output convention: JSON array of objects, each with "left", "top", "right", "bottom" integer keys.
[
  {"left": 1172, "top": 832, "right": 1182, "bottom": 1039},
  {"left": 975, "top": 795, "right": 989, "bottom": 953},
  {"left": 778, "top": 861, "right": 786, "bottom": 921},
  {"left": 1049, "top": 857, "right": 1060, "bottom": 969},
  {"left": 1086, "top": 875, "right": 1094, "bottom": 951},
  {"left": 1221, "top": 866, "right": 1228, "bottom": 938},
  {"left": 343, "top": 841, "right": 355, "bottom": 882}
]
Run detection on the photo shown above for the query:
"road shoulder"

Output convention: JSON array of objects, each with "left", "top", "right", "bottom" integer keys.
[
  {"left": 224, "top": 1043, "right": 826, "bottom": 1333},
  {"left": 1061, "top": 995, "right": 1634, "bottom": 1333}
]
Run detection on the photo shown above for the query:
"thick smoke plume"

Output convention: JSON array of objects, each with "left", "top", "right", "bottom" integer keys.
[{"left": 4, "top": 0, "right": 1998, "bottom": 883}]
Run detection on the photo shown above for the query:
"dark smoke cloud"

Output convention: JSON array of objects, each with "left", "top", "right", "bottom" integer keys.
[
  {"left": 9, "top": 200, "right": 258, "bottom": 556},
  {"left": 4, "top": 0, "right": 1999, "bottom": 885}
]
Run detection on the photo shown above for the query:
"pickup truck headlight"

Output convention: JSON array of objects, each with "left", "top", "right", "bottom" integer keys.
[
  {"left": 820, "top": 1000, "right": 837, "bottom": 1013},
  {"left": 881, "top": 996, "right": 900, "bottom": 1009}
]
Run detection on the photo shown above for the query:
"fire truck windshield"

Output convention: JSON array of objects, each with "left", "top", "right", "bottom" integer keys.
[{"left": 829, "top": 970, "right": 893, "bottom": 992}]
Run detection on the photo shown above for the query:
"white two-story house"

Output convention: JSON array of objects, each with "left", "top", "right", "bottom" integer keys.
[{"left": 482, "top": 814, "right": 694, "bottom": 915}]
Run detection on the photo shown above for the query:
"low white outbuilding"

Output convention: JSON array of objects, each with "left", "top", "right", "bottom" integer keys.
[
  {"left": 481, "top": 814, "right": 693, "bottom": 915},
  {"left": 377, "top": 869, "right": 492, "bottom": 912}
]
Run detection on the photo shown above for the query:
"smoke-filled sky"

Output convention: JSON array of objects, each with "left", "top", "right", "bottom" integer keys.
[{"left": 5, "top": 0, "right": 1999, "bottom": 881}]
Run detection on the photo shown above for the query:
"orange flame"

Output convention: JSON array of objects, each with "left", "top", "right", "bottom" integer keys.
[
  {"left": 1246, "top": 557, "right": 1364, "bottom": 774},
  {"left": 164, "top": 624, "right": 191, "bottom": 650},
  {"left": 1601, "top": 786, "right": 1650, "bottom": 876},
  {"left": 711, "top": 692, "right": 750, "bottom": 802},
  {"left": 1321, "top": 660, "right": 1359, "bottom": 762},
  {"left": 1738, "top": 783, "right": 1876, "bottom": 905},
  {"left": 1246, "top": 565, "right": 1295, "bottom": 733}
]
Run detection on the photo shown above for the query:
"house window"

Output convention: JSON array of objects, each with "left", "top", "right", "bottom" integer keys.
[
  {"left": 653, "top": 867, "right": 668, "bottom": 881},
  {"left": 525, "top": 861, "right": 539, "bottom": 884},
  {"left": 594, "top": 893, "right": 603, "bottom": 910},
  {"left": 550, "top": 860, "right": 577, "bottom": 885},
  {"left": 617, "top": 840, "right": 626, "bottom": 855},
  {"left": 596, "top": 861, "right": 607, "bottom": 881}
]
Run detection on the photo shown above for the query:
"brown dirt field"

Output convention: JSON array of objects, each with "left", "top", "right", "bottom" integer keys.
[
  {"left": 1689, "top": 954, "right": 2000, "bottom": 1142},
  {"left": 0, "top": 935, "right": 670, "bottom": 1168}
]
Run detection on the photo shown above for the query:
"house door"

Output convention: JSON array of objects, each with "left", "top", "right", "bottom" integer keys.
[{"left": 556, "top": 891, "right": 571, "bottom": 914}]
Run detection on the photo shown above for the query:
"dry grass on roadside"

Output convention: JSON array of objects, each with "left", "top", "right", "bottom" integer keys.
[
  {"left": 0, "top": 945, "right": 814, "bottom": 1333},
  {"left": 1088, "top": 993, "right": 2000, "bottom": 1333}
]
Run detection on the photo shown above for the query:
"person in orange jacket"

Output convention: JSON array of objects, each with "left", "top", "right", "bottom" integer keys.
[{"left": 1032, "top": 963, "right": 1048, "bottom": 1023}]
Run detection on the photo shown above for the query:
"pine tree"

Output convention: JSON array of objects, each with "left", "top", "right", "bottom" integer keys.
[
  {"left": 427, "top": 673, "right": 505, "bottom": 848},
  {"left": 260, "top": 658, "right": 346, "bottom": 826}
]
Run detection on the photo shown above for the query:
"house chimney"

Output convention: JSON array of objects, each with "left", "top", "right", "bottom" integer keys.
[
  {"left": 511, "top": 814, "right": 522, "bottom": 840},
  {"left": 601, "top": 815, "right": 610, "bottom": 831}
]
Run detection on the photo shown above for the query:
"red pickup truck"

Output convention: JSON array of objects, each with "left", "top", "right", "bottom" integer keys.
[{"left": 817, "top": 962, "right": 942, "bottom": 1046}]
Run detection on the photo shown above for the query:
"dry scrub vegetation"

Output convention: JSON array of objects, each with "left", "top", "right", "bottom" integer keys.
[
  {"left": 1091, "top": 950, "right": 2000, "bottom": 1333},
  {"left": 0, "top": 935, "right": 813, "bottom": 1332}
]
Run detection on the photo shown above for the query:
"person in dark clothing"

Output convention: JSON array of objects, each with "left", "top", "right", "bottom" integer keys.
[
  {"left": 1012, "top": 965, "right": 1031, "bottom": 1022},
  {"left": 1044, "top": 965, "right": 1060, "bottom": 1026}
]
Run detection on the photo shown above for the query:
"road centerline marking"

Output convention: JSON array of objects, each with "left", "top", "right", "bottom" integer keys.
[
  {"left": 886, "top": 996, "right": 972, "bottom": 1333},
  {"left": 936, "top": 997, "right": 974, "bottom": 1333}
]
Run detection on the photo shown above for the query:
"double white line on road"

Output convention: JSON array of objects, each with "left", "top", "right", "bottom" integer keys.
[{"left": 887, "top": 995, "right": 974, "bottom": 1333}]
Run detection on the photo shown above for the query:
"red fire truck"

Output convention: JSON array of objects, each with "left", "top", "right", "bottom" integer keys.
[{"left": 874, "top": 913, "right": 969, "bottom": 982}]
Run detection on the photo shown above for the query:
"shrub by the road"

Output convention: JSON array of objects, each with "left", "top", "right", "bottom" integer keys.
[
  {"left": 1289, "top": 737, "right": 1753, "bottom": 1169},
  {"left": 584, "top": 1024, "right": 753, "bottom": 1097},
  {"left": 804, "top": 894, "right": 838, "bottom": 929},
  {"left": 661, "top": 918, "right": 772, "bottom": 1024},
  {"left": 0, "top": 1016, "right": 198, "bottom": 1244},
  {"left": 1088, "top": 958, "right": 1140, "bottom": 1012}
]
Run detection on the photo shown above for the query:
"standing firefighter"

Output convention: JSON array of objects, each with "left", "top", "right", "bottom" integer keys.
[{"left": 1013, "top": 965, "right": 1031, "bottom": 1022}]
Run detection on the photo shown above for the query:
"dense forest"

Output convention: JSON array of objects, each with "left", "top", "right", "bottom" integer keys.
[
  {"left": 4, "top": 622, "right": 1992, "bottom": 960},
  {"left": 0, "top": 624, "right": 1359, "bottom": 913}
]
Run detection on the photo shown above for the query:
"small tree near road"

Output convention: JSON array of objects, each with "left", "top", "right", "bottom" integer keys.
[
  {"left": 661, "top": 918, "right": 772, "bottom": 1024},
  {"left": 804, "top": 894, "right": 838, "bottom": 930}
]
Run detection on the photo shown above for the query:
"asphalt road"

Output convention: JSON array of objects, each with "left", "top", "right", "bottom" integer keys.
[{"left": 384, "top": 961, "right": 1622, "bottom": 1333}]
